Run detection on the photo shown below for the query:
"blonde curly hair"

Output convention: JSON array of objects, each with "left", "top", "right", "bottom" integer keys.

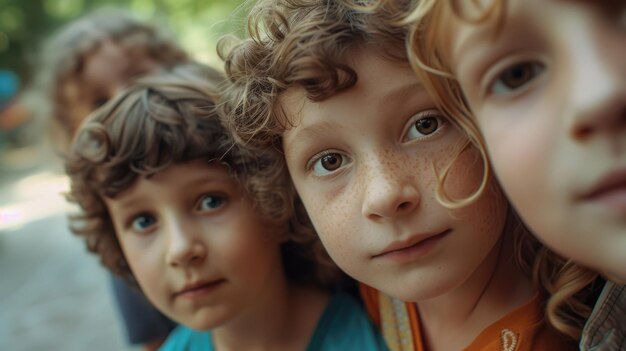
[{"left": 65, "top": 62, "right": 341, "bottom": 289}]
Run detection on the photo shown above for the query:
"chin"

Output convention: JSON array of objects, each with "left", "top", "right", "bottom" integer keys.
[
  {"left": 183, "top": 317, "right": 222, "bottom": 332},
  {"left": 169, "top": 309, "right": 228, "bottom": 332},
  {"left": 383, "top": 279, "right": 459, "bottom": 302},
  {"left": 601, "top": 261, "right": 626, "bottom": 285}
]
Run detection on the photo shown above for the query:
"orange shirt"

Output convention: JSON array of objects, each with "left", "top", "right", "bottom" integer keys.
[{"left": 359, "top": 284, "right": 578, "bottom": 351}]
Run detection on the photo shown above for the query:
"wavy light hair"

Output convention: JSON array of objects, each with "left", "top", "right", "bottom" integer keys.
[
  {"left": 65, "top": 62, "right": 341, "bottom": 289},
  {"left": 398, "top": 0, "right": 601, "bottom": 340}
]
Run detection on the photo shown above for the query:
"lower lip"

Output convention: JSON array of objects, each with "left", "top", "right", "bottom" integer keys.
[
  {"left": 177, "top": 280, "right": 225, "bottom": 300},
  {"left": 588, "top": 187, "right": 626, "bottom": 213},
  {"left": 378, "top": 231, "right": 450, "bottom": 263}
]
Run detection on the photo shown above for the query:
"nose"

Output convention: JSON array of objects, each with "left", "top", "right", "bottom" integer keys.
[
  {"left": 361, "top": 154, "right": 420, "bottom": 221},
  {"left": 567, "top": 17, "right": 626, "bottom": 141},
  {"left": 569, "top": 71, "right": 626, "bottom": 141},
  {"left": 165, "top": 216, "right": 207, "bottom": 267}
]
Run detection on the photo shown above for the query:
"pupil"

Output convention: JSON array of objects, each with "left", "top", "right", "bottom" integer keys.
[
  {"left": 321, "top": 154, "right": 341, "bottom": 171},
  {"left": 138, "top": 216, "right": 152, "bottom": 227},
  {"left": 504, "top": 65, "right": 531, "bottom": 88},
  {"left": 204, "top": 196, "right": 222, "bottom": 208},
  {"left": 416, "top": 117, "right": 438, "bottom": 135}
]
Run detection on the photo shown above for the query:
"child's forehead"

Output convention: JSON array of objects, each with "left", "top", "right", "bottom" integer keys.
[{"left": 277, "top": 47, "right": 419, "bottom": 128}]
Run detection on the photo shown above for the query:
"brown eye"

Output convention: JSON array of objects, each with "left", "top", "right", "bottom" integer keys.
[
  {"left": 415, "top": 117, "right": 439, "bottom": 135},
  {"left": 320, "top": 153, "right": 342, "bottom": 171},
  {"left": 490, "top": 61, "right": 545, "bottom": 94},
  {"left": 501, "top": 64, "right": 534, "bottom": 89},
  {"left": 404, "top": 111, "right": 446, "bottom": 142},
  {"left": 311, "top": 152, "right": 351, "bottom": 175}
]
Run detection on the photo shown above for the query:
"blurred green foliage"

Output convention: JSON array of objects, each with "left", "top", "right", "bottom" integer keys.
[{"left": 0, "top": 0, "right": 248, "bottom": 88}]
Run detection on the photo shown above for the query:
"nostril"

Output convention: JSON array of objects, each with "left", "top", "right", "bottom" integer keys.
[
  {"left": 572, "top": 125, "right": 594, "bottom": 141},
  {"left": 398, "top": 201, "right": 412, "bottom": 211},
  {"left": 572, "top": 107, "right": 626, "bottom": 141}
]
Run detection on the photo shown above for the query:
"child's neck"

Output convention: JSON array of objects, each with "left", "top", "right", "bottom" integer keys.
[
  {"left": 211, "top": 279, "right": 330, "bottom": 351},
  {"left": 417, "top": 233, "right": 534, "bottom": 351}
]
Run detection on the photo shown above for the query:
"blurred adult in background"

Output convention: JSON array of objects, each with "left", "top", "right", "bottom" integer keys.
[{"left": 28, "top": 9, "right": 188, "bottom": 351}]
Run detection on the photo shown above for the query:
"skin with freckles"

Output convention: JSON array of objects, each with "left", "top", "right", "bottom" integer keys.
[
  {"left": 433, "top": 0, "right": 626, "bottom": 280},
  {"left": 281, "top": 46, "right": 535, "bottom": 349}
]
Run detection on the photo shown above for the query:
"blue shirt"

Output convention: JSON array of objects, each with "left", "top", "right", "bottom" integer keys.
[{"left": 160, "top": 291, "right": 389, "bottom": 351}]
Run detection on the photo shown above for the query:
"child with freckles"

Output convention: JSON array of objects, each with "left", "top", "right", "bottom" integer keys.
[
  {"left": 65, "top": 62, "right": 388, "bottom": 351},
  {"left": 402, "top": 0, "right": 625, "bottom": 350},
  {"left": 219, "top": 0, "right": 594, "bottom": 349}
]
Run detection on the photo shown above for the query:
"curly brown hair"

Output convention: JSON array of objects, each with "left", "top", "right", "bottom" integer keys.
[
  {"left": 218, "top": 0, "right": 409, "bottom": 148},
  {"left": 31, "top": 8, "right": 188, "bottom": 150},
  {"left": 65, "top": 62, "right": 341, "bottom": 289},
  {"left": 220, "top": 0, "right": 601, "bottom": 342}
]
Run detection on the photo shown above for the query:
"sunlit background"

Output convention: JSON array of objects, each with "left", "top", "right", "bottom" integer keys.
[{"left": 0, "top": 1, "right": 245, "bottom": 350}]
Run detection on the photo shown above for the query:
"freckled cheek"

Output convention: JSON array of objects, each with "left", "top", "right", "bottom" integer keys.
[
  {"left": 479, "top": 198, "right": 505, "bottom": 231},
  {"left": 312, "top": 197, "right": 351, "bottom": 238},
  {"left": 441, "top": 147, "right": 485, "bottom": 198},
  {"left": 457, "top": 183, "right": 508, "bottom": 245},
  {"left": 304, "top": 187, "right": 358, "bottom": 258}
]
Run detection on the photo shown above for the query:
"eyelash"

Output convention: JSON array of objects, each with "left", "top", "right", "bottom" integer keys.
[
  {"left": 195, "top": 193, "right": 227, "bottom": 213},
  {"left": 306, "top": 150, "right": 352, "bottom": 177},
  {"left": 303, "top": 110, "right": 447, "bottom": 177},
  {"left": 127, "top": 213, "right": 157, "bottom": 235},
  {"left": 484, "top": 59, "right": 546, "bottom": 97},
  {"left": 401, "top": 109, "right": 448, "bottom": 143},
  {"left": 122, "top": 193, "right": 228, "bottom": 234}
]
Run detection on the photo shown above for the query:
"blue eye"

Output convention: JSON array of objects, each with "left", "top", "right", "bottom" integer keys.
[
  {"left": 310, "top": 152, "right": 352, "bottom": 176},
  {"left": 131, "top": 214, "right": 156, "bottom": 232},
  {"left": 403, "top": 111, "right": 446, "bottom": 142},
  {"left": 490, "top": 61, "right": 545, "bottom": 95},
  {"left": 198, "top": 195, "right": 226, "bottom": 212}
]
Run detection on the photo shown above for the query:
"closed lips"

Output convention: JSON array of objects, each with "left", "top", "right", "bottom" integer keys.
[
  {"left": 176, "top": 279, "right": 225, "bottom": 296},
  {"left": 579, "top": 168, "right": 626, "bottom": 201},
  {"left": 373, "top": 229, "right": 451, "bottom": 258}
]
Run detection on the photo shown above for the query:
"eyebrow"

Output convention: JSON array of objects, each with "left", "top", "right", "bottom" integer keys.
[
  {"left": 109, "top": 168, "right": 231, "bottom": 207},
  {"left": 180, "top": 173, "right": 233, "bottom": 191},
  {"left": 106, "top": 192, "right": 147, "bottom": 217},
  {"left": 287, "top": 79, "right": 424, "bottom": 140},
  {"left": 450, "top": 23, "right": 493, "bottom": 72},
  {"left": 449, "top": 21, "right": 520, "bottom": 97},
  {"left": 288, "top": 120, "right": 338, "bottom": 147},
  {"left": 380, "top": 81, "right": 424, "bottom": 103}
]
